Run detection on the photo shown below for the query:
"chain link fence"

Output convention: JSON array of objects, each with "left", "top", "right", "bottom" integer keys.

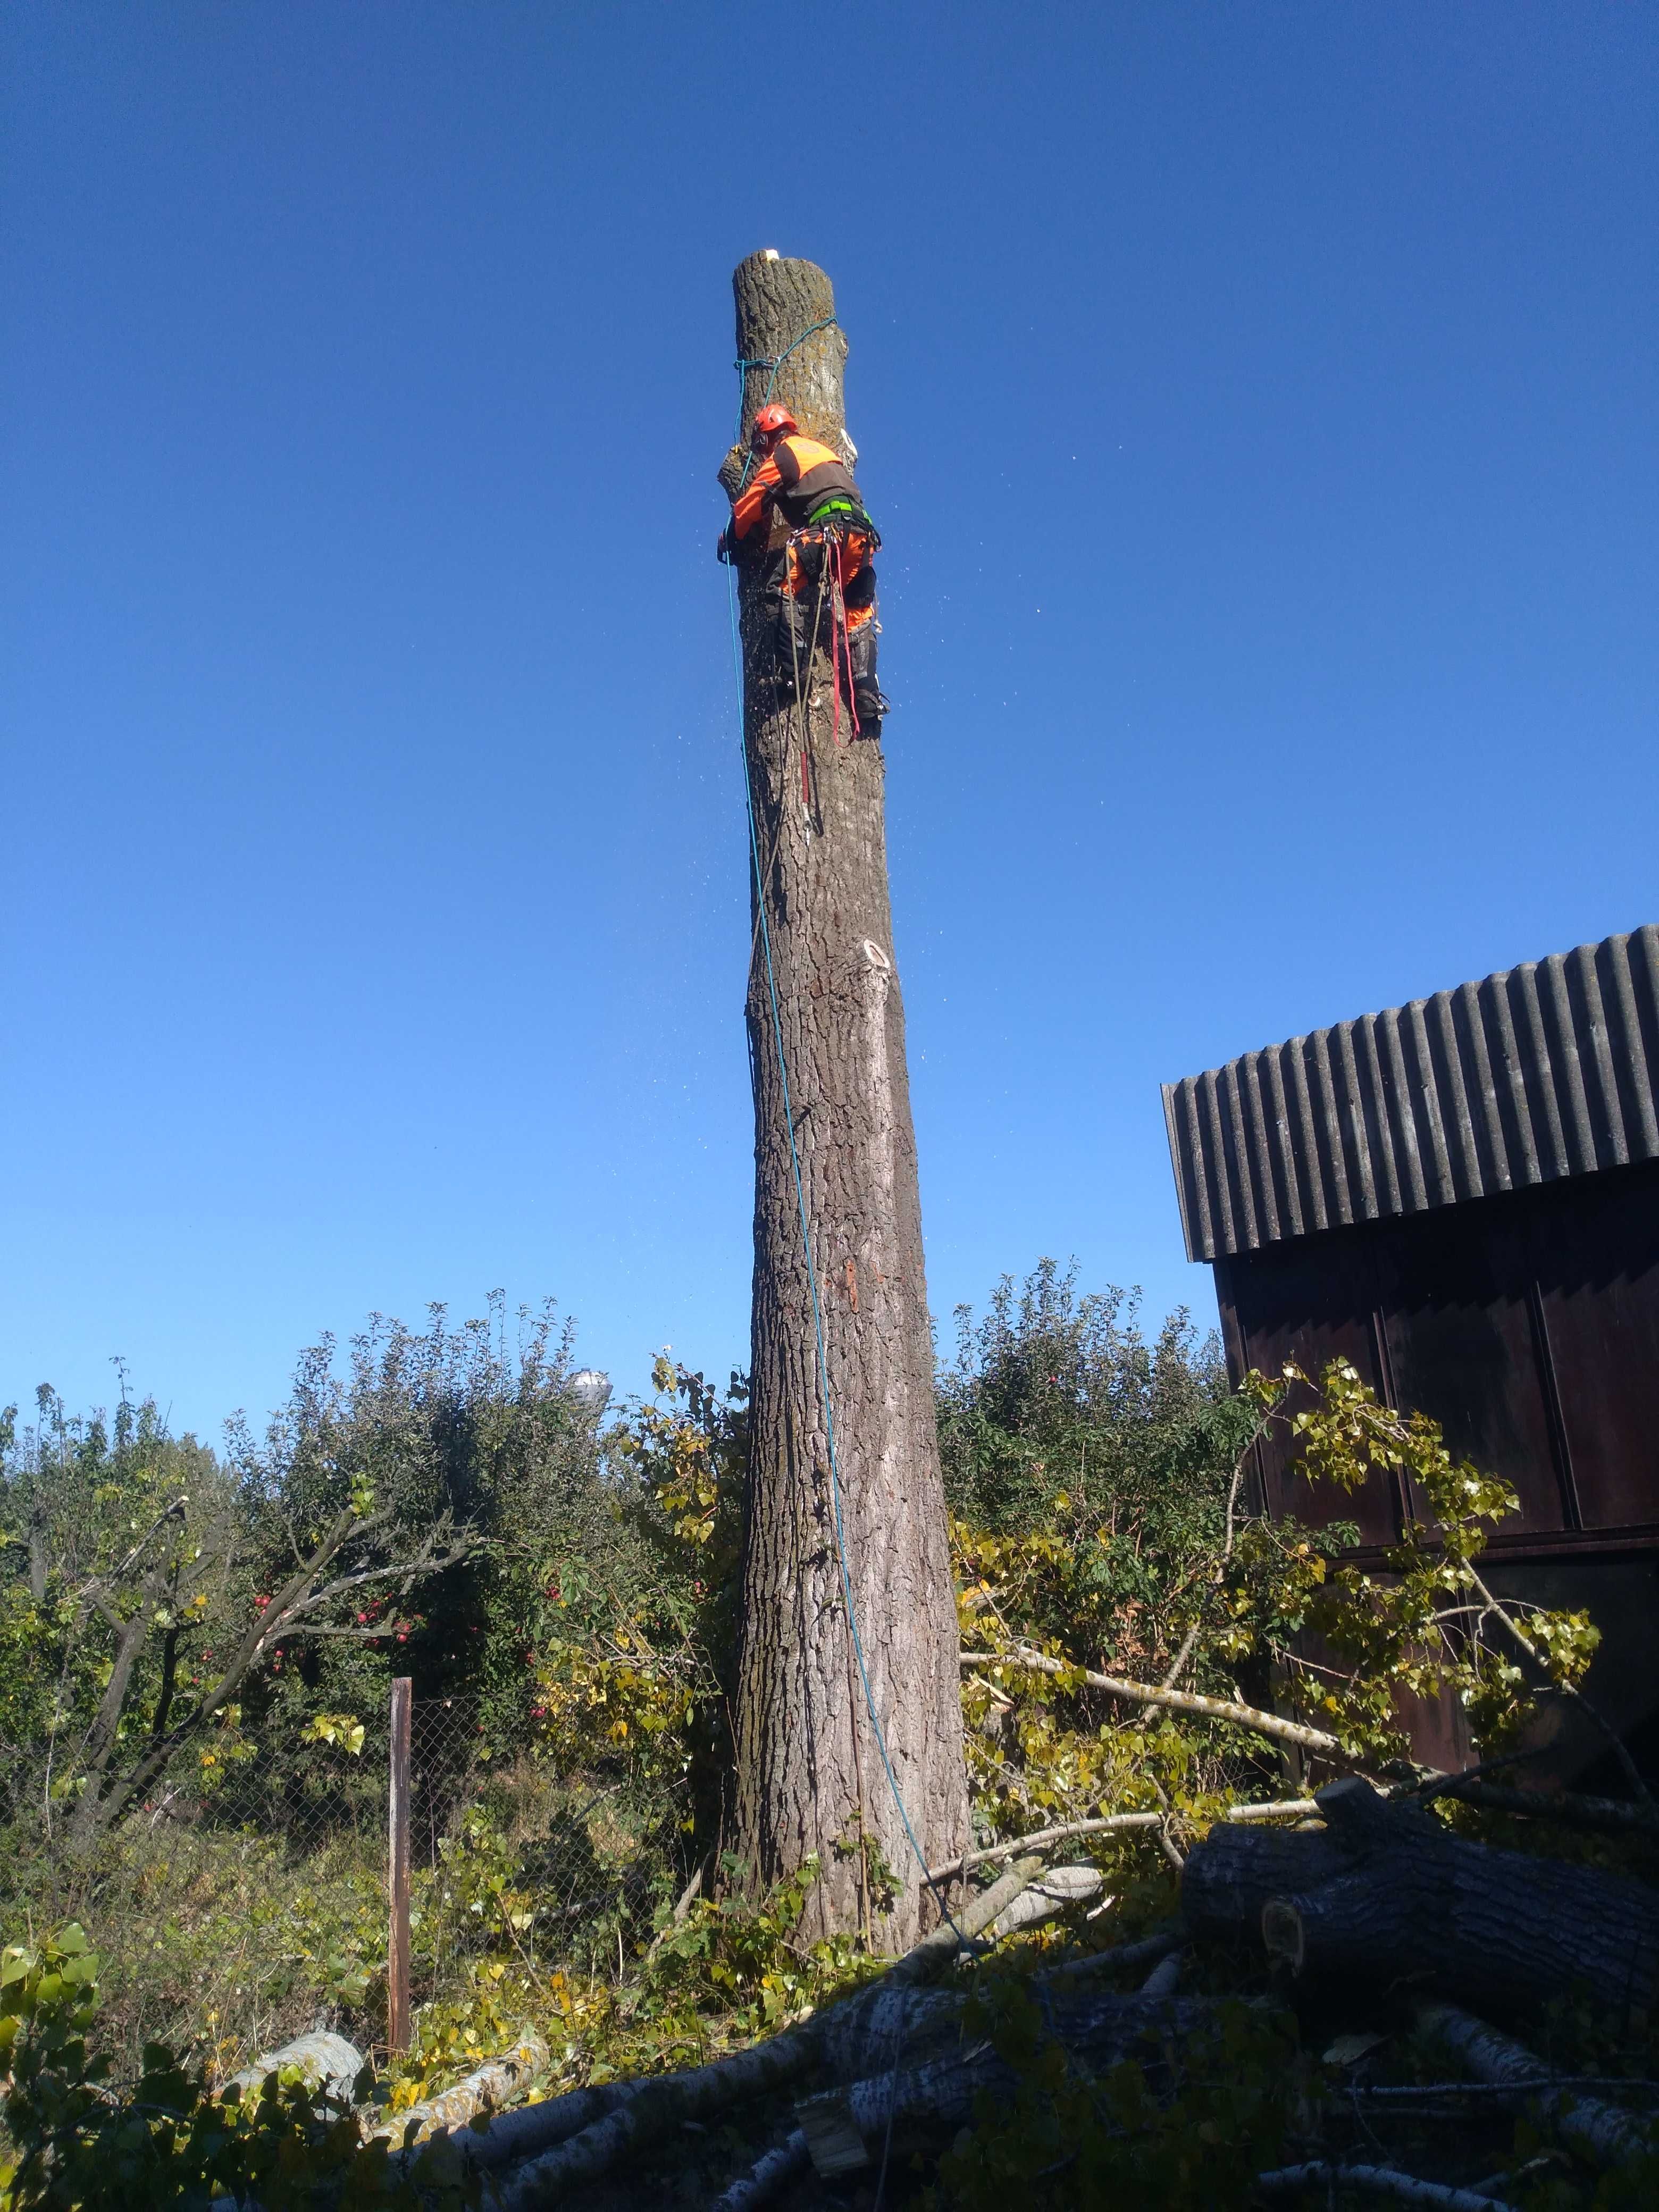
[{"left": 0, "top": 1685, "right": 658, "bottom": 2084}]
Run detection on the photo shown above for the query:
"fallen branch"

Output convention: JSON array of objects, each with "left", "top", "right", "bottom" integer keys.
[
  {"left": 932, "top": 1797, "right": 1321, "bottom": 1885},
  {"left": 1254, "top": 2161, "right": 1515, "bottom": 2209},
  {"left": 1417, "top": 2002, "right": 1651, "bottom": 2170},
  {"left": 371, "top": 2032, "right": 547, "bottom": 2148},
  {"left": 794, "top": 1987, "right": 1222, "bottom": 2180},
  {"left": 224, "top": 2031, "right": 363, "bottom": 2107},
  {"left": 928, "top": 1813, "right": 1160, "bottom": 1882},
  {"left": 393, "top": 1916, "right": 1201, "bottom": 2206},
  {"left": 1412, "top": 1748, "right": 1548, "bottom": 1804},
  {"left": 1467, "top": 1564, "right": 1655, "bottom": 1813},
  {"left": 959, "top": 1645, "right": 1342, "bottom": 1757},
  {"left": 710, "top": 2127, "right": 809, "bottom": 2211},
  {"left": 474, "top": 1857, "right": 1045, "bottom": 2206},
  {"left": 1436, "top": 1778, "right": 1659, "bottom": 1836},
  {"left": 988, "top": 1864, "right": 1105, "bottom": 1937},
  {"left": 1044, "top": 1923, "right": 1187, "bottom": 1983},
  {"left": 1349, "top": 2079, "right": 1659, "bottom": 2103},
  {"left": 480, "top": 2027, "right": 820, "bottom": 2210}
]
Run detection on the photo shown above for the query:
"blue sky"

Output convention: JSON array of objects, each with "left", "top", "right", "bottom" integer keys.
[{"left": 6, "top": 3, "right": 1655, "bottom": 1443}]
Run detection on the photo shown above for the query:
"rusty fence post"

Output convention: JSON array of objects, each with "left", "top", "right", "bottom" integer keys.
[{"left": 388, "top": 1675, "right": 412, "bottom": 2055}]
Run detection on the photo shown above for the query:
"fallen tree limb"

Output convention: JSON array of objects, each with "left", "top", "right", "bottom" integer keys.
[
  {"left": 1412, "top": 1749, "right": 1549, "bottom": 1804},
  {"left": 474, "top": 1857, "right": 1044, "bottom": 2207},
  {"left": 1348, "top": 2078, "right": 1659, "bottom": 2104},
  {"left": 1254, "top": 2160, "right": 1515, "bottom": 2209},
  {"left": 415, "top": 1908, "right": 1195, "bottom": 2205},
  {"left": 1467, "top": 1563, "right": 1655, "bottom": 1813},
  {"left": 988, "top": 1864, "right": 1105, "bottom": 1937},
  {"left": 371, "top": 2031, "right": 547, "bottom": 2148},
  {"left": 481, "top": 2027, "right": 822, "bottom": 2210},
  {"left": 1417, "top": 2002, "right": 1651, "bottom": 2170},
  {"left": 795, "top": 1988, "right": 1222, "bottom": 2179},
  {"left": 1182, "top": 1775, "right": 1659, "bottom": 2022},
  {"left": 1436, "top": 1778, "right": 1659, "bottom": 1836},
  {"left": 959, "top": 1645, "right": 1342, "bottom": 1757},
  {"left": 224, "top": 2031, "right": 363, "bottom": 2107},
  {"left": 709, "top": 2126, "right": 809, "bottom": 2211},
  {"left": 1044, "top": 1923, "right": 1187, "bottom": 1982},
  {"left": 930, "top": 1801, "right": 1320, "bottom": 1885},
  {"left": 929, "top": 1813, "right": 1159, "bottom": 1882}
]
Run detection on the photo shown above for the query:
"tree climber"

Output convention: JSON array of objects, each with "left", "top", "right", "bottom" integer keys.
[{"left": 718, "top": 403, "right": 888, "bottom": 741}]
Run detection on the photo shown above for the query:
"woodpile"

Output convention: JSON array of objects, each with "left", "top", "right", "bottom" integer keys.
[{"left": 272, "top": 1779, "right": 1659, "bottom": 2206}]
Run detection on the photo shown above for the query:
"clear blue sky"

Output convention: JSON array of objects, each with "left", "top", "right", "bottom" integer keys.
[{"left": 6, "top": 3, "right": 1656, "bottom": 1443}]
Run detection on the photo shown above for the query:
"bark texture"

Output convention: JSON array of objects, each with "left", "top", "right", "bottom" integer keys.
[
  {"left": 725, "top": 252, "right": 969, "bottom": 1948},
  {"left": 1182, "top": 1776, "right": 1659, "bottom": 2023}
]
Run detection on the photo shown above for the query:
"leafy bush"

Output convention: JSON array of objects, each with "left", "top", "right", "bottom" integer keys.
[
  {"left": 0, "top": 1267, "right": 1636, "bottom": 2208},
  {"left": 937, "top": 1260, "right": 1253, "bottom": 1549},
  {"left": 0, "top": 1926, "right": 399, "bottom": 2212}
]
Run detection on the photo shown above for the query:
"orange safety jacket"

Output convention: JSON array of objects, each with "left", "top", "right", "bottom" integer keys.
[{"left": 728, "top": 433, "right": 865, "bottom": 549}]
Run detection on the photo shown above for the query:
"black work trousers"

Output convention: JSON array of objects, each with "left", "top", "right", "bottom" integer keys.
[{"left": 759, "top": 532, "right": 880, "bottom": 718}]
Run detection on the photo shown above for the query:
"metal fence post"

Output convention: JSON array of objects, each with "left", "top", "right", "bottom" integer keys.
[{"left": 388, "top": 1676, "right": 412, "bottom": 2055}]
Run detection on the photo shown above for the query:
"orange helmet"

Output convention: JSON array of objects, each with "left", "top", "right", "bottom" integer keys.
[{"left": 750, "top": 403, "right": 798, "bottom": 448}]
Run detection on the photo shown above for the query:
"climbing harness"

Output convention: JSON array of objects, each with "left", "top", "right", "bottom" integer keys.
[{"left": 725, "top": 326, "right": 959, "bottom": 1938}]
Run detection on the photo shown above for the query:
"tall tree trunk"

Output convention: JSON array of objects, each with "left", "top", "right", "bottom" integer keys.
[{"left": 724, "top": 253, "right": 968, "bottom": 1949}]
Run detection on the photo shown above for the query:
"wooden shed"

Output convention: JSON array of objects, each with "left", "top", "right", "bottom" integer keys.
[{"left": 1162, "top": 924, "right": 1659, "bottom": 1782}]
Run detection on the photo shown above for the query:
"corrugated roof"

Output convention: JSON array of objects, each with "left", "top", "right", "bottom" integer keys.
[{"left": 1162, "top": 925, "right": 1659, "bottom": 1262}]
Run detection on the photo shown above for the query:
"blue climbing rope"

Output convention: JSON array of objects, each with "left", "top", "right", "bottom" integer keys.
[
  {"left": 731, "top": 316, "right": 837, "bottom": 488},
  {"left": 725, "top": 324, "right": 960, "bottom": 1931}
]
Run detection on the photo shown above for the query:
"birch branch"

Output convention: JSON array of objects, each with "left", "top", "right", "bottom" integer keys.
[
  {"left": 1417, "top": 2002, "right": 1650, "bottom": 2171},
  {"left": 958, "top": 1644, "right": 1342, "bottom": 1756},
  {"left": 1255, "top": 2161, "right": 1516, "bottom": 2209}
]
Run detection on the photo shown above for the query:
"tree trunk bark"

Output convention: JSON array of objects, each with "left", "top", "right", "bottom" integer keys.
[{"left": 724, "top": 252, "right": 968, "bottom": 1948}]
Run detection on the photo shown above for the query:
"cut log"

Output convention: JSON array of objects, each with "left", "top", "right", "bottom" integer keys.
[
  {"left": 223, "top": 2030, "right": 363, "bottom": 2107},
  {"left": 1139, "top": 1948, "right": 1185, "bottom": 1998},
  {"left": 1182, "top": 1776, "right": 1659, "bottom": 2022}
]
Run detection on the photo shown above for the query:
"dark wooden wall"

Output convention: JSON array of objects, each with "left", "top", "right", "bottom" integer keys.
[
  {"left": 1215, "top": 1157, "right": 1659, "bottom": 1554},
  {"left": 1213, "top": 1157, "right": 1659, "bottom": 1782}
]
